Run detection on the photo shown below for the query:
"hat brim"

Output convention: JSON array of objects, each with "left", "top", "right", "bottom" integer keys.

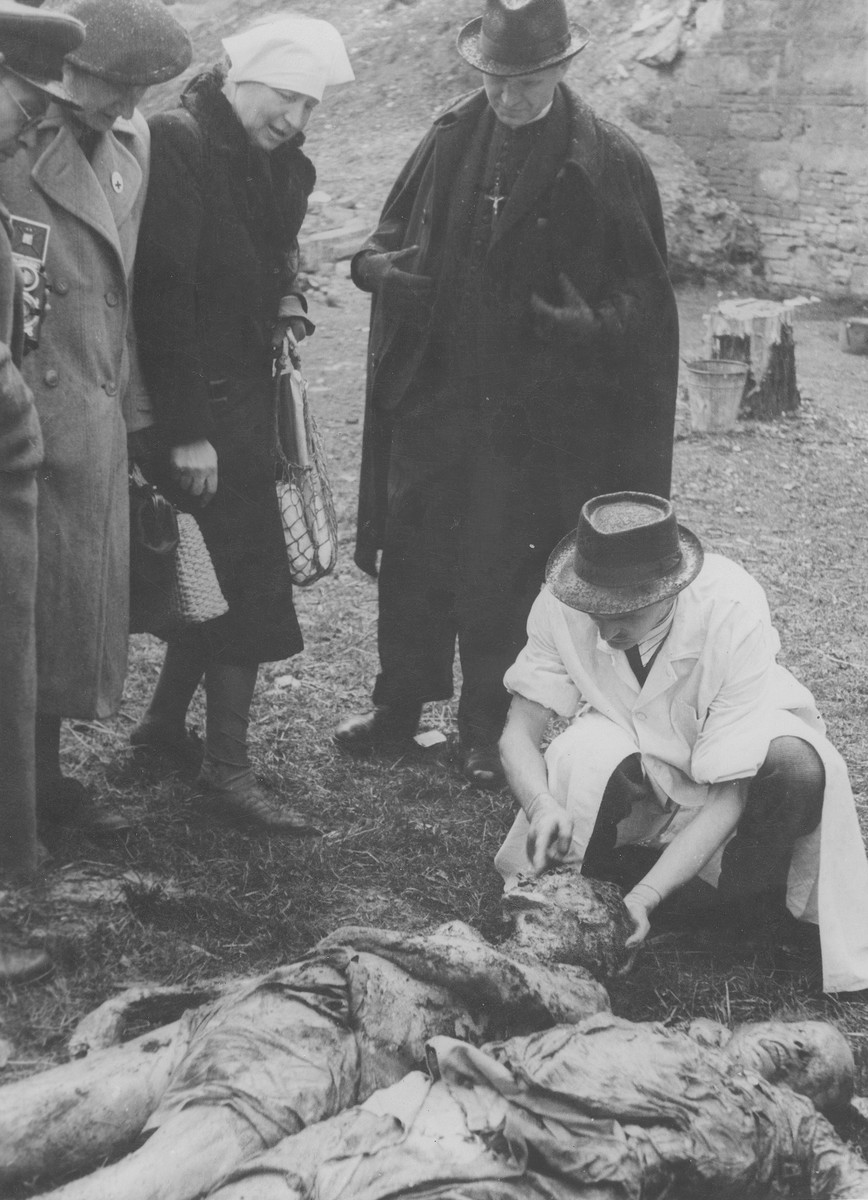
[
  {"left": 545, "top": 523, "right": 704, "bottom": 615},
  {"left": 456, "top": 17, "right": 589, "bottom": 76},
  {"left": 0, "top": 3, "right": 83, "bottom": 54},
  {"left": 3, "top": 67, "right": 79, "bottom": 107}
]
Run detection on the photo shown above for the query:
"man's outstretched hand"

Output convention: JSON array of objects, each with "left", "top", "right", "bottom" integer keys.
[
  {"left": 525, "top": 791, "right": 574, "bottom": 873},
  {"left": 531, "top": 273, "right": 600, "bottom": 346}
]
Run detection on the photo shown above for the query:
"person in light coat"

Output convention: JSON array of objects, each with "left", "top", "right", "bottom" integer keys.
[
  {"left": 0, "top": 0, "right": 86, "bottom": 983},
  {"left": 0, "top": 0, "right": 191, "bottom": 835},
  {"left": 496, "top": 491, "right": 868, "bottom": 995}
]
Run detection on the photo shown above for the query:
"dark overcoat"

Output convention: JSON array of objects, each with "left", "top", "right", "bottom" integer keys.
[
  {"left": 134, "top": 72, "right": 316, "bottom": 664},
  {"left": 0, "top": 202, "right": 42, "bottom": 873},
  {"left": 354, "top": 84, "right": 679, "bottom": 575},
  {"left": 0, "top": 109, "right": 150, "bottom": 716}
]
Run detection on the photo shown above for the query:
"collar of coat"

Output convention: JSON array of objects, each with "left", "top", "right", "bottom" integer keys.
[
  {"left": 433, "top": 82, "right": 628, "bottom": 195},
  {"left": 24, "top": 105, "right": 147, "bottom": 270},
  {"left": 34, "top": 108, "right": 139, "bottom": 141}
]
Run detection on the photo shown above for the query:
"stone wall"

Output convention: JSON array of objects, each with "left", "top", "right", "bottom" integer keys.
[{"left": 636, "top": 0, "right": 868, "bottom": 296}]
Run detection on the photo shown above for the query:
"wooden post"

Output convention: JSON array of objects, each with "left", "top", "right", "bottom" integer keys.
[{"left": 703, "top": 299, "right": 802, "bottom": 419}]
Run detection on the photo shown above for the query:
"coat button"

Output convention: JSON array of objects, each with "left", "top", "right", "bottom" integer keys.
[
  {"left": 104, "top": 381, "right": 118, "bottom": 396},
  {"left": 54, "top": 280, "right": 69, "bottom": 296},
  {"left": 43, "top": 369, "right": 59, "bottom": 387},
  {"left": 635, "top": 712, "right": 646, "bottom": 721},
  {"left": 105, "top": 290, "right": 119, "bottom": 307}
]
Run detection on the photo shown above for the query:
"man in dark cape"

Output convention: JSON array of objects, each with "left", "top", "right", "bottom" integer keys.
[{"left": 337, "top": 0, "right": 679, "bottom": 786}]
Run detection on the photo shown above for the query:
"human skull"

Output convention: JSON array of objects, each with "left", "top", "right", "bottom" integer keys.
[
  {"left": 724, "top": 1019, "right": 855, "bottom": 1114},
  {"left": 501, "top": 867, "right": 632, "bottom": 979}
]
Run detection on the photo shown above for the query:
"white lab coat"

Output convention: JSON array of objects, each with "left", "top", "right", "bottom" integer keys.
[{"left": 495, "top": 554, "right": 868, "bottom": 993}]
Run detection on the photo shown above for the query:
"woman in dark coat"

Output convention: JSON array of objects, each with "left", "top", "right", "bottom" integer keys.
[{"left": 132, "top": 16, "right": 353, "bottom": 830}]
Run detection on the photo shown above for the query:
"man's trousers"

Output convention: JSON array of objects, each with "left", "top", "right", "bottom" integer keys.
[{"left": 373, "top": 384, "right": 566, "bottom": 747}]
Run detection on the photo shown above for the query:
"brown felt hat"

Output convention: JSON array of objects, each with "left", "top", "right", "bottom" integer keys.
[
  {"left": 457, "top": 0, "right": 589, "bottom": 77},
  {"left": 0, "top": 1, "right": 83, "bottom": 99},
  {"left": 546, "top": 492, "right": 704, "bottom": 615},
  {"left": 59, "top": 0, "right": 191, "bottom": 86}
]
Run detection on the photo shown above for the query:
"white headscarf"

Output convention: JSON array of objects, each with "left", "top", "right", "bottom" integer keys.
[{"left": 222, "top": 15, "right": 354, "bottom": 103}]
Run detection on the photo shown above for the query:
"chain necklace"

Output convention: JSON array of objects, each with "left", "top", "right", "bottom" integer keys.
[{"left": 485, "top": 127, "right": 513, "bottom": 219}]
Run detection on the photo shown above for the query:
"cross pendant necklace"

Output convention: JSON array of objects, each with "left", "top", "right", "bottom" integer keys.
[
  {"left": 486, "top": 180, "right": 506, "bottom": 218},
  {"left": 486, "top": 128, "right": 511, "bottom": 219}
]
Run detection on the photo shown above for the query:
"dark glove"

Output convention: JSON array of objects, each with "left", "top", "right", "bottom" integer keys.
[
  {"left": 357, "top": 245, "right": 434, "bottom": 329},
  {"left": 531, "top": 273, "right": 601, "bottom": 347}
]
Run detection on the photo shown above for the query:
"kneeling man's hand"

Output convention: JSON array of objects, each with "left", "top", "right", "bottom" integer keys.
[
  {"left": 623, "top": 896, "right": 651, "bottom": 949},
  {"left": 623, "top": 882, "right": 661, "bottom": 949},
  {"left": 526, "top": 792, "right": 574, "bottom": 873}
]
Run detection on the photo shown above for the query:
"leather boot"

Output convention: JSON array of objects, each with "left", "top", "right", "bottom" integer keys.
[
  {"left": 197, "top": 664, "right": 318, "bottom": 834},
  {"left": 130, "top": 717, "right": 204, "bottom": 771},
  {"left": 196, "top": 766, "right": 320, "bottom": 834},
  {"left": 457, "top": 742, "right": 505, "bottom": 789},
  {"left": 334, "top": 703, "right": 422, "bottom": 750},
  {"left": 131, "top": 634, "right": 207, "bottom": 771},
  {"left": 37, "top": 776, "right": 131, "bottom": 836},
  {"left": 36, "top": 714, "right": 130, "bottom": 835}
]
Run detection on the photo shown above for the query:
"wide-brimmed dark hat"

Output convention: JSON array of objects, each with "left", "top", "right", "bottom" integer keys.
[
  {"left": 457, "top": 0, "right": 589, "bottom": 77},
  {"left": 60, "top": 0, "right": 191, "bottom": 86},
  {"left": 0, "top": 1, "right": 83, "bottom": 99},
  {"left": 546, "top": 492, "right": 704, "bottom": 615}
]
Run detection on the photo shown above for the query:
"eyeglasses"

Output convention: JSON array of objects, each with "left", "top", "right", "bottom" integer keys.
[{"left": 1, "top": 80, "right": 45, "bottom": 137}]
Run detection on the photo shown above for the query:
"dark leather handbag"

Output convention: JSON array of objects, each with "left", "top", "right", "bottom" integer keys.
[{"left": 129, "top": 463, "right": 180, "bottom": 635}]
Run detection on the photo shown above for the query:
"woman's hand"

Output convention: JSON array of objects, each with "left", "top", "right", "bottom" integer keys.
[
  {"left": 272, "top": 316, "right": 310, "bottom": 348},
  {"left": 170, "top": 439, "right": 218, "bottom": 506},
  {"left": 526, "top": 792, "right": 574, "bottom": 874}
]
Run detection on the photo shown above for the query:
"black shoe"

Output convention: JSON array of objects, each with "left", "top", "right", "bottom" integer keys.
[
  {"left": 196, "top": 768, "right": 322, "bottom": 835},
  {"left": 38, "top": 776, "right": 132, "bottom": 837},
  {"left": 334, "top": 704, "right": 422, "bottom": 751},
  {"left": 458, "top": 743, "right": 505, "bottom": 789},
  {"left": 130, "top": 718, "right": 204, "bottom": 772}
]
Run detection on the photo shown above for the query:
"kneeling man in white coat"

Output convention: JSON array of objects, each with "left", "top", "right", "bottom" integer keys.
[{"left": 496, "top": 491, "right": 868, "bottom": 994}]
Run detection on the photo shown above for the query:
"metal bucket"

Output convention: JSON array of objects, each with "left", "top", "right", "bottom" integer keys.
[
  {"left": 839, "top": 318, "right": 868, "bottom": 355},
  {"left": 685, "top": 359, "right": 748, "bottom": 432}
]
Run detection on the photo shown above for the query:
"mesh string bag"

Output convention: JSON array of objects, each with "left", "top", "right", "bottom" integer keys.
[{"left": 274, "top": 336, "right": 338, "bottom": 586}]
